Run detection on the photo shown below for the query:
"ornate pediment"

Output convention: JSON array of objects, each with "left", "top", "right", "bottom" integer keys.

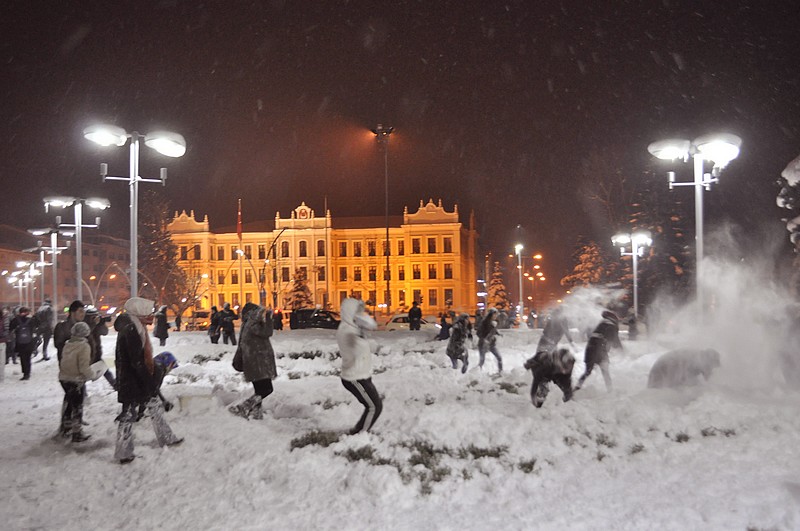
[
  {"left": 404, "top": 199, "right": 459, "bottom": 224},
  {"left": 168, "top": 210, "right": 209, "bottom": 233}
]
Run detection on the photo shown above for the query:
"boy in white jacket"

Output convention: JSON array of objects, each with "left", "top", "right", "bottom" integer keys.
[
  {"left": 58, "top": 322, "right": 94, "bottom": 442},
  {"left": 336, "top": 298, "right": 382, "bottom": 435}
]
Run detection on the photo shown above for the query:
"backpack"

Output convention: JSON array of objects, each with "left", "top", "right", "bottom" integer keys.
[{"left": 16, "top": 320, "right": 33, "bottom": 345}]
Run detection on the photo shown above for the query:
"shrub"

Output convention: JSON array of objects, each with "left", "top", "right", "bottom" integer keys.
[
  {"left": 341, "top": 445, "right": 375, "bottom": 462},
  {"left": 595, "top": 433, "right": 617, "bottom": 448},
  {"left": 458, "top": 444, "right": 507, "bottom": 460},
  {"left": 290, "top": 430, "right": 340, "bottom": 450},
  {"left": 497, "top": 382, "right": 519, "bottom": 394},
  {"left": 675, "top": 432, "right": 690, "bottom": 443},
  {"left": 629, "top": 443, "right": 645, "bottom": 455},
  {"left": 518, "top": 458, "right": 537, "bottom": 473}
]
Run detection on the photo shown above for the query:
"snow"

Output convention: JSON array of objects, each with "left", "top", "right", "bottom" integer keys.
[
  {"left": 1, "top": 327, "right": 799, "bottom": 530},
  {"left": 782, "top": 154, "right": 800, "bottom": 187}
]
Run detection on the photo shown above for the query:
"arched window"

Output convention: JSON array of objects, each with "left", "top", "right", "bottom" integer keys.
[
  {"left": 299, "top": 240, "right": 308, "bottom": 257},
  {"left": 281, "top": 241, "right": 290, "bottom": 258}
]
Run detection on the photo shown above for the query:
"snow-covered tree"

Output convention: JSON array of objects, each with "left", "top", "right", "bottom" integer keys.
[
  {"left": 138, "top": 190, "right": 181, "bottom": 303},
  {"left": 561, "top": 238, "right": 611, "bottom": 289},
  {"left": 288, "top": 268, "right": 314, "bottom": 310},
  {"left": 487, "top": 261, "right": 510, "bottom": 310},
  {"left": 777, "top": 154, "right": 800, "bottom": 296}
]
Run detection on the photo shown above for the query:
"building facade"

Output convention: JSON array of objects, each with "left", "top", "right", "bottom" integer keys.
[{"left": 167, "top": 199, "right": 480, "bottom": 316}]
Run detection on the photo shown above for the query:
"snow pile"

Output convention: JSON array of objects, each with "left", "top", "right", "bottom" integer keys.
[{"left": 1, "top": 325, "right": 799, "bottom": 530}]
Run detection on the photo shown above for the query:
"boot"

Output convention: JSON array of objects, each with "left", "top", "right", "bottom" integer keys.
[{"left": 72, "top": 432, "right": 91, "bottom": 443}]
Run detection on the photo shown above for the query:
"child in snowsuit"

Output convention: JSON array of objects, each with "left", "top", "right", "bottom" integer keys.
[
  {"left": 524, "top": 347, "right": 575, "bottom": 408},
  {"left": 477, "top": 307, "right": 503, "bottom": 373},
  {"left": 58, "top": 322, "right": 94, "bottom": 441},
  {"left": 446, "top": 313, "right": 472, "bottom": 373},
  {"left": 337, "top": 298, "right": 382, "bottom": 434},
  {"left": 575, "top": 310, "right": 622, "bottom": 392},
  {"left": 228, "top": 303, "right": 276, "bottom": 420}
]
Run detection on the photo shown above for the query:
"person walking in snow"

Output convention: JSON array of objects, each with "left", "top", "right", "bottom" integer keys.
[
  {"left": 446, "top": 313, "right": 472, "bottom": 373},
  {"left": 524, "top": 347, "right": 575, "bottom": 408},
  {"left": 208, "top": 306, "right": 221, "bottom": 343},
  {"left": 228, "top": 303, "right": 277, "bottom": 420},
  {"left": 575, "top": 310, "right": 622, "bottom": 392},
  {"left": 9, "top": 307, "right": 37, "bottom": 380},
  {"left": 84, "top": 306, "right": 115, "bottom": 389},
  {"left": 34, "top": 298, "right": 55, "bottom": 361},
  {"left": 408, "top": 300, "right": 422, "bottom": 331},
  {"left": 153, "top": 305, "right": 170, "bottom": 347},
  {"left": 220, "top": 302, "right": 239, "bottom": 345},
  {"left": 114, "top": 297, "right": 182, "bottom": 464},
  {"left": 337, "top": 297, "right": 382, "bottom": 435},
  {"left": 477, "top": 307, "right": 503, "bottom": 373},
  {"left": 54, "top": 300, "right": 85, "bottom": 363},
  {"left": 58, "top": 321, "right": 94, "bottom": 441},
  {"left": 535, "top": 305, "right": 575, "bottom": 356}
]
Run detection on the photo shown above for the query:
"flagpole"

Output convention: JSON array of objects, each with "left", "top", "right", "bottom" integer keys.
[{"left": 237, "top": 198, "right": 244, "bottom": 308}]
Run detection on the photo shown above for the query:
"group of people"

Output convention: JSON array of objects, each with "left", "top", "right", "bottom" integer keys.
[
  {"left": 207, "top": 302, "right": 240, "bottom": 345},
  {"left": 1, "top": 299, "right": 59, "bottom": 381}
]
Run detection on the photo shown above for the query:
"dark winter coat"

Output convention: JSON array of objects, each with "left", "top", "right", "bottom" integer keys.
[
  {"left": 537, "top": 312, "right": 574, "bottom": 354},
  {"left": 584, "top": 317, "right": 622, "bottom": 365},
  {"left": 114, "top": 313, "right": 156, "bottom": 404},
  {"left": 9, "top": 315, "right": 36, "bottom": 353},
  {"left": 220, "top": 308, "right": 238, "bottom": 333},
  {"left": 85, "top": 316, "right": 109, "bottom": 364},
  {"left": 54, "top": 317, "right": 80, "bottom": 362},
  {"left": 238, "top": 305, "right": 277, "bottom": 383},
  {"left": 525, "top": 348, "right": 575, "bottom": 407},
  {"left": 35, "top": 303, "right": 55, "bottom": 334},
  {"left": 408, "top": 305, "right": 422, "bottom": 322},
  {"left": 153, "top": 308, "right": 169, "bottom": 340},
  {"left": 446, "top": 316, "right": 472, "bottom": 360},
  {"left": 208, "top": 310, "right": 221, "bottom": 336},
  {"left": 477, "top": 312, "right": 499, "bottom": 345}
]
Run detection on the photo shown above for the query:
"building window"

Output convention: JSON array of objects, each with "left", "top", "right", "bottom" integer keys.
[
  {"left": 444, "top": 263, "right": 453, "bottom": 279},
  {"left": 192, "top": 245, "right": 201, "bottom": 260},
  {"left": 412, "top": 238, "right": 420, "bottom": 254},
  {"left": 318, "top": 266, "right": 326, "bottom": 281},
  {"left": 299, "top": 241, "right": 308, "bottom": 257},
  {"left": 384, "top": 267, "right": 390, "bottom": 281},
  {"left": 281, "top": 241, "right": 289, "bottom": 258},
  {"left": 353, "top": 241, "right": 362, "bottom": 257},
  {"left": 245, "top": 270, "right": 252, "bottom": 284},
  {"left": 258, "top": 244, "right": 266, "bottom": 260},
  {"left": 351, "top": 290, "right": 362, "bottom": 300},
  {"left": 368, "top": 241, "right": 376, "bottom": 257},
  {"left": 300, "top": 266, "right": 308, "bottom": 279},
  {"left": 413, "top": 289, "right": 422, "bottom": 304},
  {"left": 217, "top": 272, "right": 225, "bottom": 285},
  {"left": 339, "top": 242, "right": 347, "bottom": 257},
  {"left": 246, "top": 293, "right": 253, "bottom": 304},
  {"left": 281, "top": 267, "right": 290, "bottom": 282},
  {"left": 399, "top": 290, "right": 406, "bottom": 305},
  {"left": 317, "top": 240, "right": 325, "bottom": 257},
  {"left": 354, "top": 267, "right": 362, "bottom": 282},
  {"left": 181, "top": 246, "right": 188, "bottom": 260},
  {"left": 244, "top": 245, "right": 252, "bottom": 258},
  {"left": 339, "top": 267, "right": 347, "bottom": 282},
  {"left": 444, "top": 237, "right": 453, "bottom": 253},
  {"left": 339, "top": 291, "right": 348, "bottom": 303},
  {"left": 428, "top": 264, "right": 437, "bottom": 279},
  {"left": 231, "top": 293, "right": 239, "bottom": 307},
  {"left": 428, "top": 289, "right": 438, "bottom": 307},
  {"left": 398, "top": 266, "right": 405, "bottom": 281},
  {"left": 368, "top": 290, "right": 376, "bottom": 305},
  {"left": 427, "top": 237, "right": 436, "bottom": 253},
  {"left": 382, "top": 240, "right": 388, "bottom": 256},
  {"left": 413, "top": 264, "right": 421, "bottom": 280},
  {"left": 218, "top": 294, "right": 225, "bottom": 307},
  {"left": 368, "top": 266, "right": 377, "bottom": 282},
  {"left": 231, "top": 245, "right": 238, "bottom": 259},
  {"left": 444, "top": 288, "right": 453, "bottom": 307},
  {"left": 231, "top": 271, "right": 239, "bottom": 285},
  {"left": 398, "top": 240, "right": 405, "bottom": 256}
]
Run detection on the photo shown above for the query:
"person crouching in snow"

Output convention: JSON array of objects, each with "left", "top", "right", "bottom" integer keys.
[
  {"left": 446, "top": 313, "right": 472, "bottom": 373},
  {"left": 524, "top": 347, "right": 575, "bottom": 408},
  {"left": 337, "top": 298, "right": 382, "bottom": 435},
  {"left": 228, "top": 302, "right": 276, "bottom": 420},
  {"left": 114, "top": 297, "right": 182, "bottom": 464},
  {"left": 58, "top": 322, "right": 94, "bottom": 442},
  {"left": 575, "top": 310, "right": 622, "bottom": 392},
  {"left": 477, "top": 307, "right": 503, "bottom": 373},
  {"left": 136, "top": 351, "right": 179, "bottom": 420}
]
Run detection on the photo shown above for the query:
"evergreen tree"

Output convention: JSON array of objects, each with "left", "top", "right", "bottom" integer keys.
[
  {"left": 487, "top": 261, "right": 510, "bottom": 310},
  {"left": 138, "top": 190, "right": 181, "bottom": 303},
  {"left": 288, "top": 268, "right": 314, "bottom": 310},
  {"left": 778, "top": 155, "right": 800, "bottom": 296},
  {"left": 561, "top": 238, "right": 611, "bottom": 288}
]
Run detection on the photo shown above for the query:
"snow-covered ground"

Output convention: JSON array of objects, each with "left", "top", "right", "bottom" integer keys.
[{"left": 1, "top": 327, "right": 798, "bottom": 530}]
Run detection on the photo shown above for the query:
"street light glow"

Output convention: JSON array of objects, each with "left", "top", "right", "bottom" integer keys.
[
  {"left": 694, "top": 133, "right": 742, "bottom": 169},
  {"left": 647, "top": 138, "right": 691, "bottom": 161},
  {"left": 144, "top": 131, "right": 187, "bottom": 157}
]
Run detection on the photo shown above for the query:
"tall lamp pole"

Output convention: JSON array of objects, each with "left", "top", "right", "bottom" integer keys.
[
  {"left": 514, "top": 244, "right": 523, "bottom": 323},
  {"left": 372, "top": 124, "right": 394, "bottom": 315},
  {"left": 612, "top": 231, "right": 652, "bottom": 319},
  {"left": 84, "top": 124, "right": 186, "bottom": 298},
  {"left": 648, "top": 133, "right": 741, "bottom": 314},
  {"left": 28, "top": 228, "right": 71, "bottom": 311}
]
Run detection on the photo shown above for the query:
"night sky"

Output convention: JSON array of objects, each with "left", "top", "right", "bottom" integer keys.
[{"left": 2, "top": 1, "right": 799, "bottom": 282}]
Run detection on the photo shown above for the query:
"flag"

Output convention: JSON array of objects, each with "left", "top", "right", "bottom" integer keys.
[{"left": 237, "top": 198, "right": 242, "bottom": 242}]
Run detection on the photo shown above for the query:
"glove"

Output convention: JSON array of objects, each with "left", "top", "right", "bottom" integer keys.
[{"left": 163, "top": 400, "right": 174, "bottom": 412}]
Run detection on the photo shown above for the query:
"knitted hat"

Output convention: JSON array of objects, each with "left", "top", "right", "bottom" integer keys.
[
  {"left": 124, "top": 297, "right": 155, "bottom": 317},
  {"left": 70, "top": 321, "right": 91, "bottom": 338},
  {"left": 85, "top": 305, "right": 99, "bottom": 316}
]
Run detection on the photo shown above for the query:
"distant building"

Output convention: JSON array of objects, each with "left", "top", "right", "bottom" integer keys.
[{"left": 168, "top": 199, "right": 480, "bottom": 316}]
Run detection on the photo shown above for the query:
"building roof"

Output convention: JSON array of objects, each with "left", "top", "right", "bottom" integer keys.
[{"left": 0, "top": 225, "right": 39, "bottom": 251}]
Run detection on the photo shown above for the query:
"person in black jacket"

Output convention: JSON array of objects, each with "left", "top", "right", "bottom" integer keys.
[
  {"left": 153, "top": 305, "right": 169, "bottom": 346},
  {"left": 54, "top": 300, "right": 85, "bottom": 363},
  {"left": 477, "top": 307, "right": 503, "bottom": 373},
  {"left": 408, "top": 301, "right": 422, "bottom": 331},
  {"left": 524, "top": 347, "right": 575, "bottom": 407},
  {"left": 219, "top": 302, "right": 239, "bottom": 345},
  {"left": 208, "top": 306, "right": 221, "bottom": 343},
  {"left": 114, "top": 297, "right": 181, "bottom": 464},
  {"left": 84, "top": 306, "right": 115, "bottom": 388},
  {"left": 9, "top": 307, "right": 37, "bottom": 380},
  {"left": 575, "top": 310, "right": 623, "bottom": 392}
]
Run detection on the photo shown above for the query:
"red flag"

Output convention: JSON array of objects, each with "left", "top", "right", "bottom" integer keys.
[{"left": 237, "top": 198, "right": 243, "bottom": 242}]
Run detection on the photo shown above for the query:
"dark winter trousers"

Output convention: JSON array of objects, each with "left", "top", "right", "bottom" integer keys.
[
  {"left": 17, "top": 345, "right": 34, "bottom": 378},
  {"left": 158, "top": 338, "right": 167, "bottom": 347},
  {"left": 531, "top": 374, "right": 573, "bottom": 408},
  {"left": 59, "top": 381, "right": 85, "bottom": 435},
  {"left": 40, "top": 330, "right": 52, "bottom": 359},
  {"left": 341, "top": 377, "right": 382, "bottom": 435},
  {"left": 478, "top": 339, "right": 503, "bottom": 372},
  {"left": 222, "top": 330, "right": 236, "bottom": 345},
  {"left": 209, "top": 332, "right": 220, "bottom": 344},
  {"left": 577, "top": 340, "right": 612, "bottom": 391},
  {"left": 252, "top": 378, "right": 274, "bottom": 398},
  {"left": 447, "top": 342, "right": 469, "bottom": 373},
  {"left": 115, "top": 398, "right": 181, "bottom": 462}
]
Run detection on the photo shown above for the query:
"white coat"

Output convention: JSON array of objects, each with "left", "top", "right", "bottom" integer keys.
[{"left": 336, "top": 298, "right": 378, "bottom": 382}]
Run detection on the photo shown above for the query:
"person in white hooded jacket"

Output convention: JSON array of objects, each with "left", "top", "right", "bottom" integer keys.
[
  {"left": 336, "top": 298, "right": 382, "bottom": 435},
  {"left": 58, "top": 321, "right": 94, "bottom": 442}
]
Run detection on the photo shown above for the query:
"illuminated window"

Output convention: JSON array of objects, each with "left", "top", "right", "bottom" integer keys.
[
  {"left": 339, "top": 242, "right": 347, "bottom": 257},
  {"left": 354, "top": 267, "right": 362, "bottom": 282},
  {"left": 428, "top": 264, "right": 437, "bottom": 279},
  {"left": 398, "top": 240, "right": 405, "bottom": 256},
  {"left": 339, "top": 267, "right": 347, "bottom": 281},
  {"left": 281, "top": 241, "right": 289, "bottom": 258},
  {"left": 444, "top": 237, "right": 452, "bottom": 253},
  {"left": 413, "top": 265, "right": 421, "bottom": 280},
  {"left": 353, "top": 241, "right": 362, "bottom": 257},
  {"left": 427, "top": 238, "right": 436, "bottom": 253},
  {"left": 444, "top": 263, "right": 453, "bottom": 279},
  {"left": 299, "top": 241, "right": 308, "bottom": 257},
  {"left": 398, "top": 266, "right": 405, "bottom": 281},
  {"left": 412, "top": 238, "right": 420, "bottom": 254},
  {"left": 317, "top": 240, "right": 325, "bottom": 257},
  {"left": 428, "top": 289, "right": 438, "bottom": 306},
  {"left": 369, "top": 267, "right": 376, "bottom": 281},
  {"left": 368, "top": 241, "right": 376, "bottom": 257},
  {"left": 258, "top": 244, "right": 266, "bottom": 260}
]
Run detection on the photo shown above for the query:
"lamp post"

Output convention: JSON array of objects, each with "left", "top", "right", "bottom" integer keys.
[
  {"left": 647, "top": 133, "right": 741, "bottom": 313},
  {"left": 612, "top": 231, "right": 652, "bottom": 319},
  {"left": 28, "top": 228, "right": 71, "bottom": 311},
  {"left": 514, "top": 244, "right": 524, "bottom": 323},
  {"left": 372, "top": 124, "right": 394, "bottom": 316},
  {"left": 84, "top": 124, "right": 186, "bottom": 298},
  {"left": 44, "top": 196, "right": 110, "bottom": 302}
]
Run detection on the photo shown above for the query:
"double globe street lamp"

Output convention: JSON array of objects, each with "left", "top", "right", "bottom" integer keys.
[
  {"left": 611, "top": 231, "right": 652, "bottom": 319},
  {"left": 84, "top": 124, "right": 186, "bottom": 297},
  {"left": 647, "top": 133, "right": 741, "bottom": 314}
]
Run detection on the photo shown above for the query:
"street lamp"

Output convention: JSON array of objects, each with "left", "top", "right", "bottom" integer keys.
[
  {"left": 612, "top": 231, "right": 652, "bottom": 319},
  {"left": 84, "top": 124, "right": 186, "bottom": 297},
  {"left": 44, "top": 196, "right": 110, "bottom": 301},
  {"left": 648, "top": 133, "right": 741, "bottom": 312},
  {"left": 372, "top": 124, "right": 394, "bottom": 315},
  {"left": 28, "top": 227, "right": 72, "bottom": 311},
  {"left": 514, "top": 243, "right": 523, "bottom": 322}
]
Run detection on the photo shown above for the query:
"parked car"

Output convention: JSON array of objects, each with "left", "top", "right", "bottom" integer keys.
[
  {"left": 385, "top": 313, "right": 441, "bottom": 331},
  {"left": 187, "top": 310, "right": 210, "bottom": 331},
  {"left": 291, "top": 308, "right": 340, "bottom": 329}
]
